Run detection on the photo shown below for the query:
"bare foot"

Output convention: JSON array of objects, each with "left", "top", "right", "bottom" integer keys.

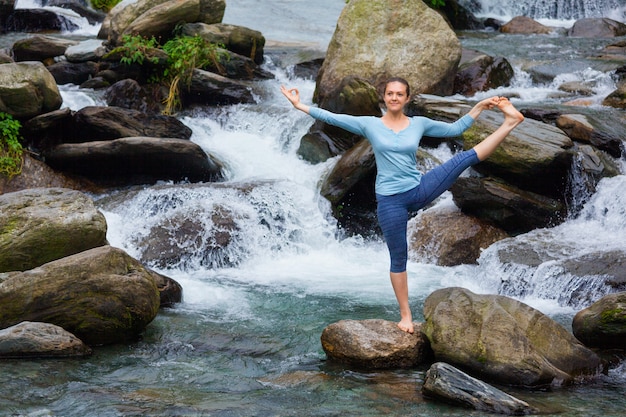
[
  {"left": 497, "top": 97, "right": 525, "bottom": 125},
  {"left": 397, "top": 319, "right": 414, "bottom": 334}
]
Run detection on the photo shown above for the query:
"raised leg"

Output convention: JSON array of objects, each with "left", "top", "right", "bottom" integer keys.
[{"left": 473, "top": 98, "right": 525, "bottom": 161}]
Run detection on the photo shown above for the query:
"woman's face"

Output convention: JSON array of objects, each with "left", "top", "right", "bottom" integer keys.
[{"left": 384, "top": 81, "right": 410, "bottom": 112}]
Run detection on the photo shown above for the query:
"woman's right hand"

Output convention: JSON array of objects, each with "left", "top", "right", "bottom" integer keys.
[{"left": 280, "top": 85, "right": 310, "bottom": 113}]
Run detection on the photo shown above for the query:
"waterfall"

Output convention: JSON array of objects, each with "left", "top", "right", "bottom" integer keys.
[
  {"left": 462, "top": 0, "right": 626, "bottom": 22},
  {"left": 15, "top": 0, "right": 101, "bottom": 35}
]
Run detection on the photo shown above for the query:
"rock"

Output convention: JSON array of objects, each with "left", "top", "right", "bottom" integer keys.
[
  {"left": 46, "top": 60, "right": 99, "bottom": 86},
  {"left": 0, "top": 61, "right": 62, "bottom": 118},
  {"left": 70, "top": 106, "right": 192, "bottom": 142},
  {"left": 137, "top": 204, "right": 240, "bottom": 269},
  {"left": 104, "top": 79, "right": 167, "bottom": 114},
  {"left": 408, "top": 206, "right": 508, "bottom": 266},
  {"left": 46, "top": 0, "right": 106, "bottom": 25},
  {"left": 422, "top": 287, "right": 603, "bottom": 387},
  {"left": 0, "top": 188, "right": 108, "bottom": 273},
  {"left": 0, "top": 245, "right": 161, "bottom": 345},
  {"left": 105, "top": 0, "right": 172, "bottom": 45},
  {"left": 64, "top": 39, "right": 107, "bottom": 63},
  {"left": 500, "top": 16, "right": 553, "bottom": 35},
  {"left": 197, "top": 0, "right": 225, "bottom": 25},
  {"left": 460, "top": 109, "right": 574, "bottom": 198},
  {"left": 315, "top": 0, "right": 461, "bottom": 104},
  {"left": 320, "top": 319, "right": 432, "bottom": 369},
  {"left": 556, "top": 113, "right": 623, "bottom": 158},
  {"left": 150, "top": 271, "right": 183, "bottom": 307},
  {"left": 22, "top": 107, "right": 74, "bottom": 151},
  {"left": 43, "top": 137, "right": 224, "bottom": 186},
  {"left": 3, "top": 8, "right": 79, "bottom": 33},
  {"left": 303, "top": 76, "right": 381, "bottom": 162},
  {"left": 451, "top": 176, "right": 566, "bottom": 234},
  {"left": 11, "top": 35, "right": 78, "bottom": 62},
  {"left": 121, "top": 0, "right": 201, "bottom": 44},
  {"left": 572, "top": 292, "right": 626, "bottom": 350},
  {"left": 454, "top": 50, "right": 514, "bottom": 97},
  {"left": 0, "top": 152, "right": 101, "bottom": 195},
  {"left": 0, "top": 321, "right": 92, "bottom": 358},
  {"left": 423, "top": 362, "right": 538, "bottom": 415},
  {"left": 568, "top": 18, "right": 626, "bottom": 38},
  {"left": 185, "top": 68, "right": 255, "bottom": 106},
  {"left": 602, "top": 81, "right": 626, "bottom": 109},
  {"left": 181, "top": 23, "right": 265, "bottom": 65}
]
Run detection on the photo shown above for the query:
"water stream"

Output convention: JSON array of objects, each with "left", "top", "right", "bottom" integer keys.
[{"left": 1, "top": 1, "right": 626, "bottom": 416}]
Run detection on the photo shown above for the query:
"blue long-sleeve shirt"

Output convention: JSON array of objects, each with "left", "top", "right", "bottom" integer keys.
[{"left": 309, "top": 107, "right": 475, "bottom": 196}]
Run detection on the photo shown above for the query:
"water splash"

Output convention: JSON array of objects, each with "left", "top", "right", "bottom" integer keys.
[{"left": 463, "top": 0, "right": 626, "bottom": 22}]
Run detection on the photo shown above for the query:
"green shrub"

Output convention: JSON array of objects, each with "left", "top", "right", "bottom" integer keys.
[
  {"left": 90, "top": 0, "right": 122, "bottom": 12},
  {"left": 116, "top": 34, "right": 160, "bottom": 66},
  {"left": 0, "top": 113, "right": 24, "bottom": 179}
]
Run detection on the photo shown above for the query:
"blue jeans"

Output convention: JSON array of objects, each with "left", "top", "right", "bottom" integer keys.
[{"left": 376, "top": 149, "right": 480, "bottom": 273}]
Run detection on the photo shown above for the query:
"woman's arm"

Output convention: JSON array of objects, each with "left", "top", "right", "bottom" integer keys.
[{"left": 466, "top": 96, "right": 501, "bottom": 119}]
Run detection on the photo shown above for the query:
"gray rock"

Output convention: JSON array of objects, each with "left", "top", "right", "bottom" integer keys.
[
  {"left": 0, "top": 245, "right": 161, "bottom": 345},
  {"left": 0, "top": 321, "right": 92, "bottom": 358},
  {"left": 321, "top": 319, "right": 432, "bottom": 369},
  {"left": 0, "top": 61, "right": 62, "bottom": 118},
  {"left": 573, "top": 292, "right": 626, "bottom": 350},
  {"left": 423, "top": 362, "right": 538, "bottom": 415},
  {"left": 0, "top": 188, "right": 108, "bottom": 273},
  {"left": 423, "top": 287, "right": 603, "bottom": 387}
]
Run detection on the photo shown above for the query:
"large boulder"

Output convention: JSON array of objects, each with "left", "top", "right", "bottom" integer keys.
[
  {"left": 3, "top": 9, "right": 79, "bottom": 33},
  {"left": 0, "top": 62, "right": 62, "bottom": 119},
  {"left": 556, "top": 113, "right": 623, "bottom": 158},
  {"left": 500, "top": 16, "right": 553, "bottom": 35},
  {"left": 453, "top": 50, "right": 514, "bottom": 97},
  {"left": 185, "top": 68, "right": 256, "bottom": 106},
  {"left": 0, "top": 321, "right": 92, "bottom": 358},
  {"left": 572, "top": 292, "right": 626, "bottom": 350},
  {"left": 422, "top": 287, "right": 603, "bottom": 387},
  {"left": 181, "top": 23, "right": 265, "bottom": 65},
  {"left": 568, "top": 18, "right": 626, "bottom": 38},
  {"left": 0, "top": 245, "right": 161, "bottom": 345},
  {"left": 320, "top": 319, "right": 432, "bottom": 369},
  {"left": 0, "top": 188, "right": 108, "bottom": 273},
  {"left": 460, "top": 109, "right": 574, "bottom": 198},
  {"left": 43, "top": 137, "right": 224, "bottom": 185},
  {"left": 315, "top": 0, "right": 462, "bottom": 104},
  {"left": 121, "top": 0, "right": 201, "bottom": 44}
]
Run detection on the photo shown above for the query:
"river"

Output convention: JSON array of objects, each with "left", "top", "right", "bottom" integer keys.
[{"left": 1, "top": 0, "right": 626, "bottom": 416}]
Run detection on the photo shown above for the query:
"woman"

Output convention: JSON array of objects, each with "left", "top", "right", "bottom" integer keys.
[{"left": 281, "top": 78, "right": 524, "bottom": 333}]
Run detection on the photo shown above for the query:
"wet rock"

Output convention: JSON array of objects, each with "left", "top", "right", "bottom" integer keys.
[
  {"left": 500, "top": 16, "right": 553, "bottom": 35},
  {"left": 0, "top": 61, "right": 62, "bottom": 119},
  {"left": 602, "top": 81, "right": 626, "bottom": 109},
  {"left": 181, "top": 22, "right": 266, "bottom": 65},
  {"left": 0, "top": 245, "right": 161, "bottom": 345},
  {"left": 121, "top": 0, "right": 201, "bottom": 45},
  {"left": 70, "top": 106, "right": 193, "bottom": 142},
  {"left": 11, "top": 35, "right": 78, "bottom": 62},
  {"left": 315, "top": 0, "right": 461, "bottom": 104},
  {"left": 423, "top": 362, "right": 539, "bottom": 415},
  {"left": 104, "top": 79, "right": 167, "bottom": 114},
  {"left": 46, "top": 0, "right": 106, "bottom": 25},
  {"left": 185, "top": 68, "right": 255, "bottom": 106},
  {"left": 46, "top": 60, "right": 99, "bottom": 86},
  {"left": 0, "top": 321, "right": 92, "bottom": 359},
  {"left": 43, "top": 137, "right": 224, "bottom": 186},
  {"left": 568, "top": 18, "right": 626, "bottom": 38},
  {"left": 451, "top": 176, "right": 566, "bottom": 234},
  {"left": 4, "top": 8, "right": 78, "bottom": 33},
  {"left": 0, "top": 152, "right": 101, "bottom": 195},
  {"left": 320, "top": 319, "right": 433, "bottom": 369},
  {"left": 454, "top": 50, "right": 514, "bottom": 96},
  {"left": 0, "top": 187, "right": 108, "bottom": 273},
  {"left": 65, "top": 39, "right": 107, "bottom": 63},
  {"left": 423, "top": 287, "right": 603, "bottom": 387},
  {"left": 408, "top": 206, "right": 509, "bottom": 266},
  {"left": 151, "top": 271, "right": 183, "bottom": 308},
  {"left": 460, "top": 109, "right": 574, "bottom": 198},
  {"left": 556, "top": 113, "right": 623, "bottom": 158},
  {"left": 573, "top": 292, "right": 626, "bottom": 350}
]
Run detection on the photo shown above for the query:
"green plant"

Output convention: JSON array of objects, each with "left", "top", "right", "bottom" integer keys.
[
  {"left": 161, "top": 35, "right": 229, "bottom": 115},
  {"left": 0, "top": 113, "right": 24, "bottom": 179},
  {"left": 90, "top": 0, "right": 122, "bottom": 12},
  {"left": 116, "top": 34, "right": 160, "bottom": 66}
]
